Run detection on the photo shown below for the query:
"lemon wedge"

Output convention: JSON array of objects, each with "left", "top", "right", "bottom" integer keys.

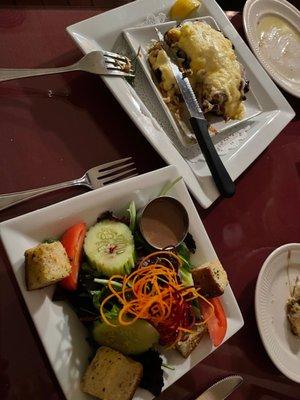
[{"left": 170, "top": 0, "right": 201, "bottom": 20}]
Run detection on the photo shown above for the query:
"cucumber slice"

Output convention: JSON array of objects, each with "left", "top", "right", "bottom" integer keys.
[
  {"left": 84, "top": 220, "right": 135, "bottom": 276},
  {"left": 92, "top": 319, "right": 159, "bottom": 355}
]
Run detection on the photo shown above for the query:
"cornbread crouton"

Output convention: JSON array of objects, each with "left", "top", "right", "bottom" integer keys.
[
  {"left": 176, "top": 324, "right": 206, "bottom": 358},
  {"left": 192, "top": 260, "right": 228, "bottom": 298},
  {"left": 81, "top": 346, "right": 143, "bottom": 400},
  {"left": 25, "top": 241, "right": 71, "bottom": 290}
]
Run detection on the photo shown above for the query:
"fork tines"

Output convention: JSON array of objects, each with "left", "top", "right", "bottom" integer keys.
[
  {"left": 104, "top": 56, "right": 128, "bottom": 67},
  {"left": 102, "top": 50, "right": 135, "bottom": 76},
  {"left": 97, "top": 157, "right": 137, "bottom": 185},
  {"left": 102, "top": 50, "right": 129, "bottom": 63}
]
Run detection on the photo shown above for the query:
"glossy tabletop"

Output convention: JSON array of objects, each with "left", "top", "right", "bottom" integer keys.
[{"left": 0, "top": 2, "right": 299, "bottom": 400}]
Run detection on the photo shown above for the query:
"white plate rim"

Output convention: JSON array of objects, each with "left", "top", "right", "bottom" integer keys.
[
  {"left": 243, "top": 0, "right": 300, "bottom": 98},
  {"left": 255, "top": 242, "right": 300, "bottom": 383}
]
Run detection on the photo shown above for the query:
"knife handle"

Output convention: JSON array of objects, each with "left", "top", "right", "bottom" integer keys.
[{"left": 190, "top": 117, "right": 235, "bottom": 198}]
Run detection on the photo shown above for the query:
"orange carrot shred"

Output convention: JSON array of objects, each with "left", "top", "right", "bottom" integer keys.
[{"left": 99, "top": 251, "right": 213, "bottom": 347}]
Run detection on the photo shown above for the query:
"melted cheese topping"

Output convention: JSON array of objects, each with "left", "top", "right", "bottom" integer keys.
[
  {"left": 149, "top": 22, "right": 246, "bottom": 121},
  {"left": 171, "top": 22, "right": 244, "bottom": 119},
  {"left": 149, "top": 48, "right": 177, "bottom": 95}
]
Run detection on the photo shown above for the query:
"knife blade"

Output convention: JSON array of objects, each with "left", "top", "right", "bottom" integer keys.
[
  {"left": 155, "top": 29, "right": 235, "bottom": 198},
  {"left": 196, "top": 375, "right": 243, "bottom": 400}
]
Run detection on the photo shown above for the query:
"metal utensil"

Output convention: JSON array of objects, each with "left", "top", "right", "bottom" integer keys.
[
  {"left": 156, "top": 29, "right": 235, "bottom": 198},
  {"left": 0, "top": 157, "right": 137, "bottom": 211},
  {"left": 0, "top": 50, "right": 134, "bottom": 82},
  {"left": 196, "top": 375, "right": 243, "bottom": 400}
]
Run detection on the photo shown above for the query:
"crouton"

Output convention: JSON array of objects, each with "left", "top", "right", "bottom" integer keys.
[
  {"left": 81, "top": 346, "right": 143, "bottom": 400},
  {"left": 25, "top": 241, "right": 71, "bottom": 290},
  {"left": 192, "top": 260, "right": 228, "bottom": 298},
  {"left": 176, "top": 324, "right": 206, "bottom": 358}
]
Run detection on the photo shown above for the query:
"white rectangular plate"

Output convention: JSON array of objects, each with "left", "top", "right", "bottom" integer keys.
[
  {"left": 66, "top": 0, "right": 295, "bottom": 209},
  {"left": 0, "top": 166, "right": 244, "bottom": 400},
  {"left": 123, "top": 16, "right": 262, "bottom": 147}
]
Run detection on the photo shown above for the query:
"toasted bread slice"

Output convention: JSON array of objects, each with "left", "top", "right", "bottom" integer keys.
[
  {"left": 25, "top": 241, "right": 71, "bottom": 290},
  {"left": 176, "top": 324, "right": 207, "bottom": 358},
  {"left": 81, "top": 346, "right": 143, "bottom": 400},
  {"left": 192, "top": 260, "right": 228, "bottom": 298}
]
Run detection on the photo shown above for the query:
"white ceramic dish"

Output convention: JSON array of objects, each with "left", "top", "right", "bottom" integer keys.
[
  {"left": 243, "top": 0, "right": 300, "bottom": 98},
  {"left": 255, "top": 243, "right": 300, "bottom": 383},
  {"left": 0, "top": 165, "right": 244, "bottom": 400},
  {"left": 123, "top": 16, "right": 262, "bottom": 147},
  {"left": 67, "top": 0, "right": 295, "bottom": 208}
]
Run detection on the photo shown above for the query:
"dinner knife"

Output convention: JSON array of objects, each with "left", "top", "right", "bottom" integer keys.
[
  {"left": 156, "top": 29, "right": 235, "bottom": 198},
  {"left": 196, "top": 375, "right": 243, "bottom": 400}
]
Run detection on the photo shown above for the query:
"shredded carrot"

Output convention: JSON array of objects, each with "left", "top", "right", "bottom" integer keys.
[{"left": 99, "top": 251, "right": 214, "bottom": 347}]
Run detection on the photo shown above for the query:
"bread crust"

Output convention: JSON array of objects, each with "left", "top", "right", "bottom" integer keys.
[
  {"left": 81, "top": 346, "right": 143, "bottom": 400},
  {"left": 176, "top": 324, "right": 207, "bottom": 358},
  {"left": 192, "top": 260, "right": 228, "bottom": 298},
  {"left": 24, "top": 241, "right": 71, "bottom": 290}
]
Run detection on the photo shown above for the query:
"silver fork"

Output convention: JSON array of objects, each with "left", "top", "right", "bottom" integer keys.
[
  {"left": 0, "top": 157, "right": 137, "bottom": 211},
  {"left": 0, "top": 51, "right": 134, "bottom": 82}
]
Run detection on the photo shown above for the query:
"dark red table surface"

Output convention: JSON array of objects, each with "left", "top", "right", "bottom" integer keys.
[{"left": 0, "top": 2, "right": 299, "bottom": 400}]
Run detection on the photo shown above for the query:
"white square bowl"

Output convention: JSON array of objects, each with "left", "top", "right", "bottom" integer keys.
[
  {"left": 66, "top": 0, "right": 295, "bottom": 209},
  {"left": 0, "top": 165, "right": 243, "bottom": 400},
  {"left": 123, "top": 16, "right": 262, "bottom": 147}
]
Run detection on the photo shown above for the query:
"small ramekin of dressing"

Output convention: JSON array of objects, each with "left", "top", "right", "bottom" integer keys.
[{"left": 138, "top": 196, "right": 189, "bottom": 250}]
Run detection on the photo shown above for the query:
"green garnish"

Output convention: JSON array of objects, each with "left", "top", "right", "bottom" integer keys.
[
  {"left": 158, "top": 177, "right": 182, "bottom": 196},
  {"left": 127, "top": 200, "right": 137, "bottom": 232},
  {"left": 94, "top": 278, "right": 123, "bottom": 288}
]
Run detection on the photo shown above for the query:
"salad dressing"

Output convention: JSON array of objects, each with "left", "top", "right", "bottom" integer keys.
[{"left": 139, "top": 197, "right": 188, "bottom": 249}]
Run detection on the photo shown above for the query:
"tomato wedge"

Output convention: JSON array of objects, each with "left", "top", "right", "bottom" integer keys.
[
  {"left": 199, "top": 297, "right": 227, "bottom": 347},
  {"left": 60, "top": 222, "right": 86, "bottom": 291}
]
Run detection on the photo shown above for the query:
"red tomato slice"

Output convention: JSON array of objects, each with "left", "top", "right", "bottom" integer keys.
[
  {"left": 199, "top": 297, "right": 227, "bottom": 347},
  {"left": 60, "top": 222, "right": 86, "bottom": 291}
]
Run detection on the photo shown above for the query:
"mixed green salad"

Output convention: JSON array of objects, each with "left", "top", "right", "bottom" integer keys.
[
  {"left": 25, "top": 181, "right": 228, "bottom": 399},
  {"left": 52, "top": 204, "right": 199, "bottom": 394}
]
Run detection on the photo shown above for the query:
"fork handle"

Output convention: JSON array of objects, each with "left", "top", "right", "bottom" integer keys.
[
  {"left": 0, "top": 178, "right": 86, "bottom": 211},
  {"left": 0, "top": 64, "right": 79, "bottom": 82}
]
